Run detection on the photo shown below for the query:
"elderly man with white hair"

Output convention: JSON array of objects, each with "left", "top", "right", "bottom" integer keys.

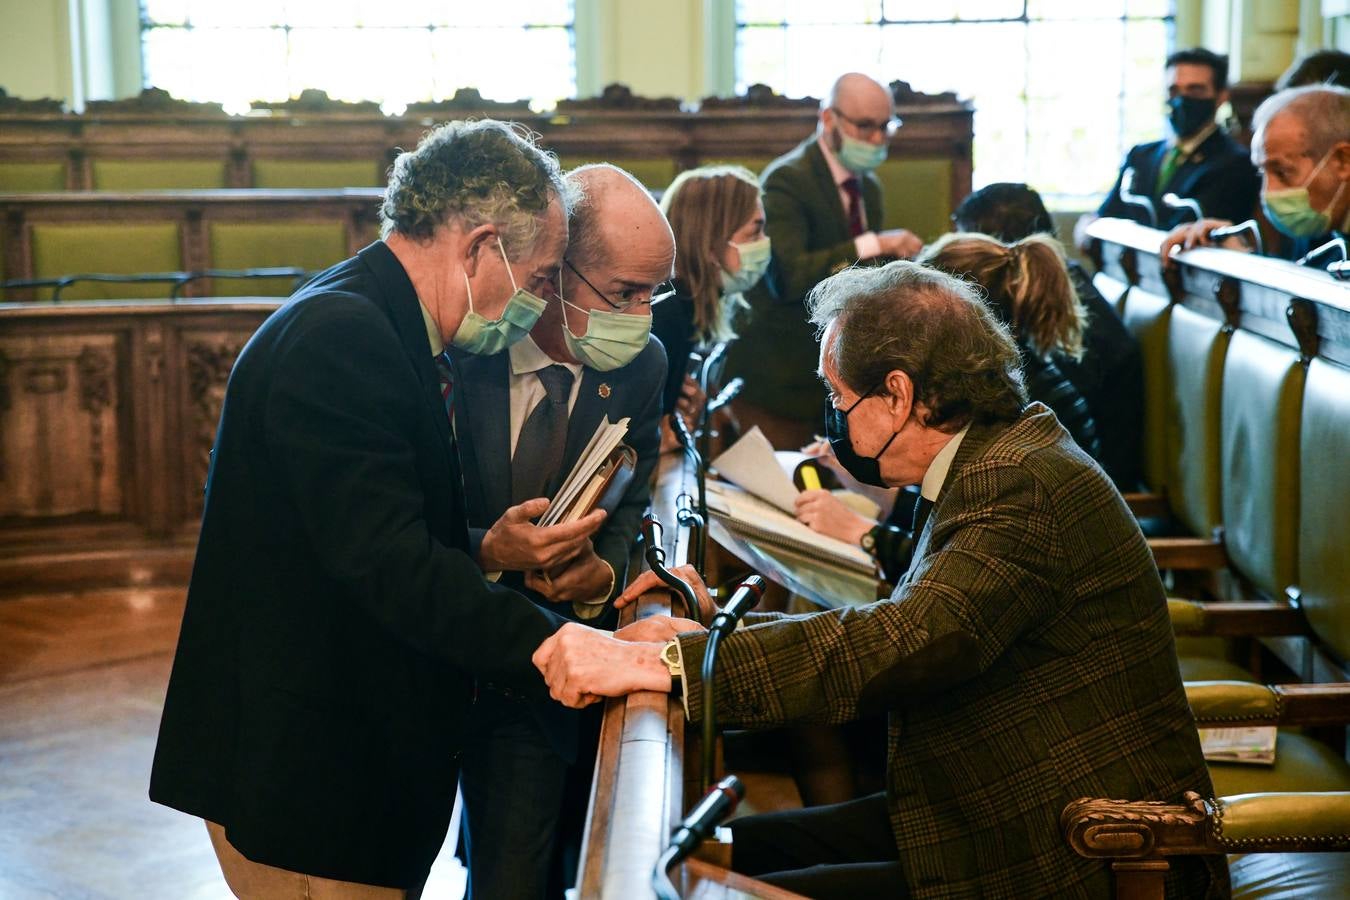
[{"left": 1160, "top": 84, "right": 1350, "bottom": 265}]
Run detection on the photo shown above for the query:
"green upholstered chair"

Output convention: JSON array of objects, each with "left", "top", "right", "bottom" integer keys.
[
  {"left": 0, "top": 161, "right": 67, "bottom": 191},
  {"left": 91, "top": 160, "right": 228, "bottom": 190},
  {"left": 30, "top": 223, "right": 182, "bottom": 300},
  {"left": 1298, "top": 359, "right": 1350, "bottom": 674},
  {"left": 207, "top": 222, "right": 348, "bottom": 296},
  {"left": 873, "top": 157, "right": 953, "bottom": 244},
  {"left": 1119, "top": 286, "right": 1173, "bottom": 496},
  {"left": 1065, "top": 790, "right": 1350, "bottom": 900},
  {"left": 251, "top": 159, "right": 385, "bottom": 189},
  {"left": 1164, "top": 304, "right": 1230, "bottom": 539}
]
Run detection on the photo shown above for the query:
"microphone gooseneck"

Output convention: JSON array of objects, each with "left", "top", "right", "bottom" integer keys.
[
  {"left": 700, "top": 576, "right": 766, "bottom": 792},
  {"left": 651, "top": 775, "right": 746, "bottom": 900}
]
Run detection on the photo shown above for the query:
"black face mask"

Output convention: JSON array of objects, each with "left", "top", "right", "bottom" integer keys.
[
  {"left": 824, "top": 386, "right": 901, "bottom": 488},
  {"left": 1168, "top": 95, "right": 1216, "bottom": 140}
]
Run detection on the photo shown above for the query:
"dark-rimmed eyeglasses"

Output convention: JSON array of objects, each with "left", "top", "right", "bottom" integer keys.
[
  {"left": 563, "top": 258, "right": 674, "bottom": 311},
  {"left": 830, "top": 107, "right": 902, "bottom": 139}
]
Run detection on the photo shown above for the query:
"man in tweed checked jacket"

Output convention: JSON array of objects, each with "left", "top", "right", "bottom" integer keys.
[{"left": 534, "top": 261, "right": 1226, "bottom": 899}]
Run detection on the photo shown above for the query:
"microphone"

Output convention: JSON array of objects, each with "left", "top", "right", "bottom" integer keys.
[
  {"left": 642, "top": 510, "right": 699, "bottom": 620},
  {"left": 1296, "top": 235, "right": 1347, "bottom": 269},
  {"left": 652, "top": 776, "right": 746, "bottom": 900},
  {"left": 669, "top": 411, "right": 708, "bottom": 578},
  {"left": 642, "top": 513, "right": 665, "bottom": 567},
  {"left": 1207, "top": 219, "right": 1264, "bottom": 257},
  {"left": 705, "top": 377, "right": 744, "bottom": 416},
  {"left": 709, "top": 575, "right": 766, "bottom": 637},
  {"left": 1162, "top": 192, "right": 1203, "bottom": 223},
  {"left": 1118, "top": 167, "right": 1157, "bottom": 227},
  {"left": 699, "top": 574, "right": 766, "bottom": 792}
]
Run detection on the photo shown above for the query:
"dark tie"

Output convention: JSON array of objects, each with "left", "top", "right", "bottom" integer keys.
[
  {"left": 911, "top": 495, "right": 935, "bottom": 537},
  {"left": 512, "top": 365, "right": 575, "bottom": 504},
  {"left": 433, "top": 352, "right": 456, "bottom": 443},
  {"left": 842, "top": 177, "right": 865, "bottom": 238}
]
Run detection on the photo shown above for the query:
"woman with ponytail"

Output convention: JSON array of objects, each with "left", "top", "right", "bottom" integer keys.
[
  {"left": 654, "top": 165, "right": 769, "bottom": 420},
  {"left": 920, "top": 232, "right": 1102, "bottom": 461}
]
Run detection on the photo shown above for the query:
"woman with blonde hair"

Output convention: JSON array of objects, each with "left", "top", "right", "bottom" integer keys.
[
  {"left": 654, "top": 164, "right": 769, "bottom": 417},
  {"left": 919, "top": 231, "right": 1101, "bottom": 459}
]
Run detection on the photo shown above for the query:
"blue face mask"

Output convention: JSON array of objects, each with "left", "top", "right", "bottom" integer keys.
[
  {"left": 450, "top": 236, "right": 547, "bottom": 356},
  {"left": 837, "top": 130, "right": 888, "bottom": 173}
]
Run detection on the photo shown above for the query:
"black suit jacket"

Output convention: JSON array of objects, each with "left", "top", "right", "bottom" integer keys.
[
  {"left": 729, "top": 136, "right": 884, "bottom": 421},
  {"left": 1097, "top": 128, "right": 1259, "bottom": 229},
  {"left": 149, "top": 242, "right": 564, "bottom": 889}
]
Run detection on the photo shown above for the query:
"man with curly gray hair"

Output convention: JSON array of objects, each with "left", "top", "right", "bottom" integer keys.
[{"left": 151, "top": 119, "right": 603, "bottom": 898}]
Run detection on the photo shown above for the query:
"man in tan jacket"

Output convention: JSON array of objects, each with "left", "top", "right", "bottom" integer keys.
[{"left": 534, "top": 261, "right": 1226, "bottom": 899}]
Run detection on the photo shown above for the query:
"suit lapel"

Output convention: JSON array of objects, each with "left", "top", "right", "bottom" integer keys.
[
  {"left": 863, "top": 175, "right": 884, "bottom": 232},
  {"left": 450, "top": 348, "right": 513, "bottom": 523},
  {"left": 803, "top": 139, "right": 852, "bottom": 242}
]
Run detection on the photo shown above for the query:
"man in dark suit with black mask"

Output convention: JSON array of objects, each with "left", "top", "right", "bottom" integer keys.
[
  {"left": 149, "top": 120, "right": 605, "bottom": 898},
  {"left": 451, "top": 163, "right": 672, "bottom": 899},
  {"left": 1085, "top": 47, "right": 1258, "bottom": 234}
]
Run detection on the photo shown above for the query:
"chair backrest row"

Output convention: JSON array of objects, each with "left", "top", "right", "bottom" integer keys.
[{"left": 1089, "top": 218, "right": 1350, "bottom": 666}]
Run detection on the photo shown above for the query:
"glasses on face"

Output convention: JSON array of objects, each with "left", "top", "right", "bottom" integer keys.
[
  {"left": 563, "top": 258, "right": 675, "bottom": 311},
  {"left": 831, "top": 107, "right": 902, "bottom": 140}
]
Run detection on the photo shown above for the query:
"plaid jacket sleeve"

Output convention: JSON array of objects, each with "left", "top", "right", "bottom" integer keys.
[{"left": 679, "top": 453, "right": 1061, "bottom": 726}]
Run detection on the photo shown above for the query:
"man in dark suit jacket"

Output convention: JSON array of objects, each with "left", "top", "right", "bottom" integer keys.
[
  {"left": 451, "top": 163, "right": 672, "bottom": 899},
  {"left": 729, "top": 72, "right": 922, "bottom": 448},
  {"left": 1092, "top": 47, "right": 1258, "bottom": 231},
  {"left": 149, "top": 121, "right": 608, "bottom": 897},
  {"left": 536, "top": 262, "right": 1227, "bottom": 899}
]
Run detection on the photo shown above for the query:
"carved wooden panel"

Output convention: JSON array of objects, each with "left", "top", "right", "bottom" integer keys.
[
  {"left": 178, "top": 331, "right": 252, "bottom": 521},
  {"left": 0, "top": 333, "right": 124, "bottom": 519}
]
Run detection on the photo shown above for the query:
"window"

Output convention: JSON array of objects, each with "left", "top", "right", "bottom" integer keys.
[
  {"left": 736, "top": 1, "right": 1175, "bottom": 207},
  {"left": 140, "top": 1, "right": 576, "bottom": 116}
]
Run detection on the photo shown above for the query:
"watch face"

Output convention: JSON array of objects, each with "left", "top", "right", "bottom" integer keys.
[{"left": 861, "top": 530, "right": 877, "bottom": 552}]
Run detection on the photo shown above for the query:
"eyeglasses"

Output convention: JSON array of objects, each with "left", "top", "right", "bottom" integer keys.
[
  {"left": 830, "top": 107, "right": 902, "bottom": 139},
  {"left": 563, "top": 258, "right": 675, "bottom": 311}
]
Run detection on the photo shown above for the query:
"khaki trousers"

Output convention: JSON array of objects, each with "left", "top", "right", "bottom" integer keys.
[{"left": 206, "top": 821, "right": 406, "bottom": 899}]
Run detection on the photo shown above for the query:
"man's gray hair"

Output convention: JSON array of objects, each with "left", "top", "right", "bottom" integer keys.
[
  {"left": 808, "top": 261, "right": 1027, "bottom": 432},
  {"left": 380, "top": 119, "right": 578, "bottom": 253},
  {"left": 1252, "top": 84, "right": 1350, "bottom": 160},
  {"left": 563, "top": 163, "right": 650, "bottom": 269}
]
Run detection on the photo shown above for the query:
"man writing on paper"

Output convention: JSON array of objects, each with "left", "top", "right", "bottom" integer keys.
[
  {"left": 531, "top": 262, "right": 1223, "bottom": 898},
  {"left": 150, "top": 120, "right": 604, "bottom": 898},
  {"left": 451, "top": 162, "right": 672, "bottom": 899}
]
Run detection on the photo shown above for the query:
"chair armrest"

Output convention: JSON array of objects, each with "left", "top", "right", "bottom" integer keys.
[
  {"left": 1185, "top": 681, "right": 1350, "bottom": 727},
  {"left": 1167, "top": 598, "right": 1308, "bottom": 637},
  {"left": 1125, "top": 491, "right": 1170, "bottom": 519},
  {"left": 1150, "top": 537, "right": 1227, "bottom": 570},
  {"left": 1063, "top": 791, "right": 1350, "bottom": 860}
]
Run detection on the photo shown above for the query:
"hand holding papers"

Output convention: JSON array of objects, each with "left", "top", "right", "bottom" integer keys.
[{"left": 539, "top": 416, "right": 637, "bottom": 527}]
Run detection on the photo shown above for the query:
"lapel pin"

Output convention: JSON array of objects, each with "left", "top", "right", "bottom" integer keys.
[{"left": 598, "top": 383, "right": 612, "bottom": 399}]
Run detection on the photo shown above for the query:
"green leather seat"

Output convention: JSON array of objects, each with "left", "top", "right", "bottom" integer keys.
[
  {"left": 1178, "top": 652, "right": 1254, "bottom": 682},
  {"left": 251, "top": 159, "right": 384, "bottom": 188},
  {"left": 208, "top": 222, "right": 347, "bottom": 296},
  {"left": 0, "top": 161, "right": 67, "bottom": 191},
  {"left": 1120, "top": 286, "right": 1172, "bottom": 493},
  {"left": 1299, "top": 359, "right": 1350, "bottom": 665},
  {"left": 874, "top": 157, "right": 952, "bottom": 242},
  {"left": 1230, "top": 851, "right": 1350, "bottom": 899},
  {"left": 1208, "top": 733, "right": 1350, "bottom": 796},
  {"left": 30, "top": 223, "right": 182, "bottom": 300},
  {"left": 1165, "top": 303, "right": 1229, "bottom": 537},
  {"left": 558, "top": 157, "right": 678, "bottom": 194},
  {"left": 92, "top": 160, "right": 228, "bottom": 189}
]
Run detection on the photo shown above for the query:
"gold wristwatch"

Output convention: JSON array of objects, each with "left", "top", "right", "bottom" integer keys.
[{"left": 660, "top": 639, "right": 683, "bottom": 691}]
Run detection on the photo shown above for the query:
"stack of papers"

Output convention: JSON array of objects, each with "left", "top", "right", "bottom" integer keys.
[
  {"left": 710, "top": 426, "right": 804, "bottom": 513},
  {"left": 1199, "top": 726, "right": 1277, "bottom": 765},
  {"left": 539, "top": 416, "right": 630, "bottom": 527},
  {"left": 706, "top": 481, "right": 877, "bottom": 575}
]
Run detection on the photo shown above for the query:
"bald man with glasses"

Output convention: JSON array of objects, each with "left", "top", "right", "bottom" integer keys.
[
  {"left": 728, "top": 72, "right": 923, "bottom": 448},
  {"left": 449, "top": 162, "right": 673, "bottom": 899}
]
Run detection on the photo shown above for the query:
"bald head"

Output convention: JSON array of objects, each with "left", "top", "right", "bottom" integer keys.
[
  {"left": 564, "top": 164, "right": 674, "bottom": 273},
  {"left": 825, "top": 73, "right": 892, "bottom": 113},
  {"left": 819, "top": 73, "right": 896, "bottom": 150}
]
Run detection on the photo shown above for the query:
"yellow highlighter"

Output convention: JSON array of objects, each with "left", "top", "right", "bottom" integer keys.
[{"left": 800, "top": 464, "right": 822, "bottom": 491}]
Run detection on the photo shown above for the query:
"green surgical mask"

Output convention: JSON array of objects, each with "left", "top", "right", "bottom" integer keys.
[
  {"left": 1261, "top": 147, "right": 1347, "bottom": 239},
  {"left": 559, "top": 290, "right": 651, "bottom": 372},
  {"left": 450, "top": 236, "right": 547, "bottom": 356},
  {"left": 837, "top": 130, "right": 887, "bottom": 173},
  {"left": 720, "top": 236, "right": 772, "bottom": 295}
]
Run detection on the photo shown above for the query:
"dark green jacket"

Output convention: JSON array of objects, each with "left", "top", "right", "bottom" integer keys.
[
  {"left": 729, "top": 136, "right": 883, "bottom": 422},
  {"left": 679, "top": 405, "right": 1227, "bottom": 899}
]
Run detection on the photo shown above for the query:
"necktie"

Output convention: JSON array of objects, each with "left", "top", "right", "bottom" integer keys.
[
  {"left": 842, "top": 177, "right": 865, "bottom": 238},
  {"left": 433, "top": 351, "right": 456, "bottom": 442},
  {"left": 1156, "top": 146, "right": 1184, "bottom": 195},
  {"left": 512, "top": 365, "right": 575, "bottom": 504}
]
